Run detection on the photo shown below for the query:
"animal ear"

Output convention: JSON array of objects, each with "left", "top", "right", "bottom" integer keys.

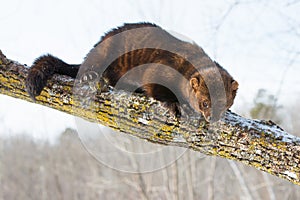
[
  {"left": 231, "top": 80, "right": 239, "bottom": 91},
  {"left": 190, "top": 77, "right": 199, "bottom": 90}
]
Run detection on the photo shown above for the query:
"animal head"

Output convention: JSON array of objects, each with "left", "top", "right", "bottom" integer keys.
[{"left": 189, "top": 68, "right": 238, "bottom": 122}]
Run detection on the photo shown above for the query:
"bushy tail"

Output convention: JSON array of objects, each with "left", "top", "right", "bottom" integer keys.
[{"left": 25, "top": 54, "right": 80, "bottom": 100}]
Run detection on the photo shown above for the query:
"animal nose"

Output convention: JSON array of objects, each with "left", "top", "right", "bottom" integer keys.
[
  {"left": 204, "top": 114, "right": 219, "bottom": 123},
  {"left": 203, "top": 110, "right": 223, "bottom": 123},
  {"left": 205, "top": 115, "right": 211, "bottom": 122}
]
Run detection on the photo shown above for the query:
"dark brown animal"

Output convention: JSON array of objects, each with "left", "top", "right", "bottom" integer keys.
[{"left": 26, "top": 22, "right": 238, "bottom": 122}]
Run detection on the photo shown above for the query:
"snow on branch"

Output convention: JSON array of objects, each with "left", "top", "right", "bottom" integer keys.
[{"left": 0, "top": 50, "right": 300, "bottom": 185}]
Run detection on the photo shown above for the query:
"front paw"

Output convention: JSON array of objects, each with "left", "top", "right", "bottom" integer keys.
[
  {"left": 25, "top": 68, "right": 48, "bottom": 100},
  {"left": 162, "top": 101, "right": 181, "bottom": 119}
]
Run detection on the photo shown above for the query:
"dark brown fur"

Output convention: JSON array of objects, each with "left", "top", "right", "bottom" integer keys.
[{"left": 26, "top": 22, "right": 238, "bottom": 122}]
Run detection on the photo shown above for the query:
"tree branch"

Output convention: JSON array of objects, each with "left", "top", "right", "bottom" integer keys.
[{"left": 1, "top": 50, "right": 300, "bottom": 185}]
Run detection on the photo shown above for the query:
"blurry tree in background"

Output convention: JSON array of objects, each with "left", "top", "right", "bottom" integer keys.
[
  {"left": 250, "top": 89, "right": 283, "bottom": 124},
  {"left": 1, "top": 128, "right": 300, "bottom": 200},
  {"left": 1, "top": 0, "right": 300, "bottom": 199}
]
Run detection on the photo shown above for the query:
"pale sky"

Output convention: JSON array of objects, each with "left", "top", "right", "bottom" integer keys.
[{"left": 0, "top": 0, "right": 299, "bottom": 141}]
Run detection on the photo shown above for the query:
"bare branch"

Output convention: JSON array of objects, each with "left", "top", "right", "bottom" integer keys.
[{"left": 1, "top": 50, "right": 300, "bottom": 185}]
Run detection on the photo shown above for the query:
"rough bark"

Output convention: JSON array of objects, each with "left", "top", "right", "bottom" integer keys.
[{"left": 0, "top": 50, "right": 300, "bottom": 186}]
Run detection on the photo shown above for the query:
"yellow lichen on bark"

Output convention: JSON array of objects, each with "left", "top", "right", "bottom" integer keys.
[{"left": 1, "top": 50, "right": 300, "bottom": 186}]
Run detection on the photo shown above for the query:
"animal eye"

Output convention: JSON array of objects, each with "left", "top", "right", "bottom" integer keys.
[{"left": 202, "top": 101, "right": 209, "bottom": 109}]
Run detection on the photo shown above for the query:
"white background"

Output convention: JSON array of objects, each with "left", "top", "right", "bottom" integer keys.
[{"left": 0, "top": 0, "right": 299, "bottom": 141}]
